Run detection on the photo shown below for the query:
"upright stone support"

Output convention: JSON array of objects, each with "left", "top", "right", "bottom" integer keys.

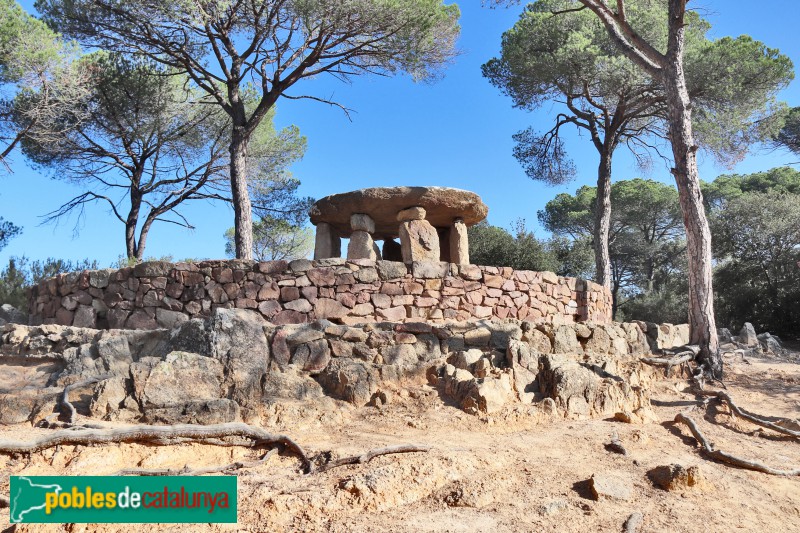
[
  {"left": 313, "top": 222, "right": 341, "bottom": 259},
  {"left": 347, "top": 213, "right": 377, "bottom": 260},
  {"left": 397, "top": 207, "right": 440, "bottom": 262},
  {"left": 449, "top": 218, "right": 469, "bottom": 265}
]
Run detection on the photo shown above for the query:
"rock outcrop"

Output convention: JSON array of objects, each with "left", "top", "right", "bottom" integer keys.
[{"left": 0, "top": 311, "right": 688, "bottom": 425}]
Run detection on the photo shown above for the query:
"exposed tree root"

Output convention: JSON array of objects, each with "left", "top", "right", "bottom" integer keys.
[
  {"left": 641, "top": 347, "right": 697, "bottom": 376},
  {"left": 115, "top": 448, "right": 277, "bottom": 476},
  {"left": 0, "top": 422, "right": 313, "bottom": 473},
  {"left": 59, "top": 374, "right": 113, "bottom": 424},
  {"left": 316, "top": 444, "right": 431, "bottom": 473},
  {"left": 623, "top": 511, "right": 643, "bottom": 533},
  {"left": 698, "top": 390, "right": 800, "bottom": 438},
  {"left": 674, "top": 413, "right": 800, "bottom": 476}
]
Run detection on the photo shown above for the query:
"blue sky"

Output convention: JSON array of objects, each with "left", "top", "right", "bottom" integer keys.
[{"left": 2, "top": 0, "right": 800, "bottom": 267}]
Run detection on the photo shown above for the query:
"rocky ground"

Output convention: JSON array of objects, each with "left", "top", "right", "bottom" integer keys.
[{"left": 1, "top": 347, "right": 798, "bottom": 532}]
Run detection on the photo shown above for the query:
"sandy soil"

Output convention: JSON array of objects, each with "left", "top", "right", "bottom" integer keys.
[{"left": 2, "top": 354, "right": 799, "bottom": 533}]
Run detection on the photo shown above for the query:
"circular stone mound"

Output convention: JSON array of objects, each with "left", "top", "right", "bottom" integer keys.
[{"left": 309, "top": 186, "right": 489, "bottom": 238}]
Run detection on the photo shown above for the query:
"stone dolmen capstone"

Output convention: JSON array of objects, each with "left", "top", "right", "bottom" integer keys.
[{"left": 309, "top": 186, "right": 488, "bottom": 264}]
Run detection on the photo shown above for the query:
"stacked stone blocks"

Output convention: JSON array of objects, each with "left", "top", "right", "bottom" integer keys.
[{"left": 28, "top": 259, "right": 612, "bottom": 330}]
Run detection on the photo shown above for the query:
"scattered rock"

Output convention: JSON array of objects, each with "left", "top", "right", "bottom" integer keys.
[
  {"left": 589, "top": 472, "right": 633, "bottom": 501},
  {"left": 648, "top": 464, "right": 705, "bottom": 491},
  {"left": 738, "top": 322, "right": 758, "bottom": 347},
  {"left": 0, "top": 304, "right": 27, "bottom": 325}
]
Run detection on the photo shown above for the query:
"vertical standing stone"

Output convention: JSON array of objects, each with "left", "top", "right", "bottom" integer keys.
[
  {"left": 450, "top": 218, "right": 469, "bottom": 264},
  {"left": 314, "top": 222, "right": 341, "bottom": 259},
  {"left": 348, "top": 231, "right": 377, "bottom": 260},
  {"left": 347, "top": 213, "right": 377, "bottom": 260},
  {"left": 399, "top": 220, "right": 440, "bottom": 262}
]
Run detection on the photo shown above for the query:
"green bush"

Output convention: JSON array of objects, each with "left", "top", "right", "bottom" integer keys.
[{"left": 0, "top": 257, "right": 98, "bottom": 312}]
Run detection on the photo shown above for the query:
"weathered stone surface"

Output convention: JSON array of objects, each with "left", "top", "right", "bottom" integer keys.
[
  {"left": 208, "top": 308, "right": 271, "bottom": 419},
  {"left": 378, "top": 306, "right": 407, "bottom": 321},
  {"left": 155, "top": 308, "right": 188, "bottom": 330},
  {"left": 284, "top": 298, "right": 313, "bottom": 313},
  {"left": 0, "top": 388, "right": 55, "bottom": 424},
  {"left": 739, "top": 322, "right": 758, "bottom": 347},
  {"left": 307, "top": 267, "right": 336, "bottom": 286},
  {"left": 89, "top": 376, "right": 131, "bottom": 419},
  {"left": 350, "top": 213, "right": 376, "bottom": 233},
  {"left": 133, "top": 261, "right": 172, "bottom": 277},
  {"left": 0, "top": 304, "right": 27, "bottom": 325},
  {"left": 126, "top": 309, "right": 157, "bottom": 330},
  {"left": 522, "top": 326, "right": 552, "bottom": 353},
  {"left": 464, "top": 327, "right": 491, "bottom": 346},
  {"left": 380, "top": 344, "right": 418, "bottom": 367},
  {"left": 448, "top": 348, "right": 484, "bottom": 370},
  {"left": 290, "top": 339, "right": 331, "bottom": 373},
  {"left": 348, "top": 231, "right": 377, "bottom": 260},
  {"left": 376, "top": 260, "right": 407, "bottom": 280},
  {"left": 648, "top": 464, "right": 705, "bottom": 491},
  {"left": 271, "top": 310, "right": 307, "bottom": 325},
  {"left": 72, "top": 305, "right": 97, "bottom": 328},
  {"left": 585, "top": 326, "right": 612, "bottom": 354},
  {"left": 146, "top": 399, "right": 240, "bottom": 425},
  {"left": 411, "top": 261, "right": 449, "bottom": 279},
  {"left": 758, "top": 333, "right": 785, "bottom": 355},
  {"left": 449, "top": 219, "right": 469, "bottom": 265},
  {"left": 315, "top": 358, "right": 380, "bottom": 405},
  {"left": 262, "top": 366, "right": 325, "bottom": 400},
  {"left": 132, "top": 351, "right": 224, "bottom": 407},
  {"left": 399, "top": 220, "right": 440, "bottom": 262},
  {"left": 552, "top": 325, "right": 582, "bottom": 354},
  {"left": 314, "top": 298, "right": 348, "bottom": 320},
  {"left": 441, "top": 364, "right": 515, "bottom": 414},
  {"left": 397, "top": 206, "right": 427, "bottom": 222},
  {"left": 313, "top": 222, "right": 341, "bottom": 260},
  {"left": 309, "top": 186, "right": 488, "bottom": 238},
  {"left": 589, "top": 473, "right": 633, "bottom": 501},
  {"left": 289, "top": 259, "right": 313, "bottom": 273}
]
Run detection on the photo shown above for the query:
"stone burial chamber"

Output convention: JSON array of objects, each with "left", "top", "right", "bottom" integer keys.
[
  {"left": 309, "top": 186, "right": 488, "bottom": 264},
  {"left": 26, "top": 186, "right": 613, "bottom": 329}
]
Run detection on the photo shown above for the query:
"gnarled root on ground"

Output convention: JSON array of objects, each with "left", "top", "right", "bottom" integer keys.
[
  {"left": 0, "top": 422, "right": 313, "bottom": 473},
  {"left": 674, "top": 413, "right": 800, "bottom": 476},
  {"left": 315, "top": 444, "right": 432, "bottom": 473},
  {"left": 698, "top": 389, "right": 800, "bottom": 438}
]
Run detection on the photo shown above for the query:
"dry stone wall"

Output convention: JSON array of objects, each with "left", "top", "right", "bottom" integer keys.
[{"left": 27, "top": 259, "right": 612, "bottom": 330}]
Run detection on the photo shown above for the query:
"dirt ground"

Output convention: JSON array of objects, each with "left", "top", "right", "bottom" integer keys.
[{"left": 2, "top": 353, "right": 799, "bottom": 533}]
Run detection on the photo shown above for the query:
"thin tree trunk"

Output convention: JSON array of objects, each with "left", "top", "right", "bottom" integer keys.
[
  {"left": 663, "top": 0, "right": 721, "bottom": 378},
  {"left": 230, "top": 127, "right": 253, "bottom": 260},
  {"left": 646, "top": 258, "right": 655, "bottom": 293},
  {"left": 594, "top": 149, "right": 613, "bottom": 290},
  {"left": 126, "top": 189, "right": 142, "bottom": 261},
  {"left": 136, "top": 216, "right": 155, "bottom": 261}
]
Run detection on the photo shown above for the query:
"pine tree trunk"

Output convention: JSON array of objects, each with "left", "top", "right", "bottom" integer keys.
[
  {"left": 136, "top": 217, "right": 155, "bottom": 262},
  {"left": 126, "top": 189, "right": 142, "bottom": 261},
  {"left": 664, "top": 0, "right": 722, "bottom": 378},
  {"left": 594, "top": 150, "right": 613, "bottom": 291},
  {"left": 230, "top": 128, "right": 253, "bottom": 261}
]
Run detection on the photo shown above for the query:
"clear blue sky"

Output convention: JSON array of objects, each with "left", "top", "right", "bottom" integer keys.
[{"left": 2, "top": 0, "right": 799, "bottom": 267}]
